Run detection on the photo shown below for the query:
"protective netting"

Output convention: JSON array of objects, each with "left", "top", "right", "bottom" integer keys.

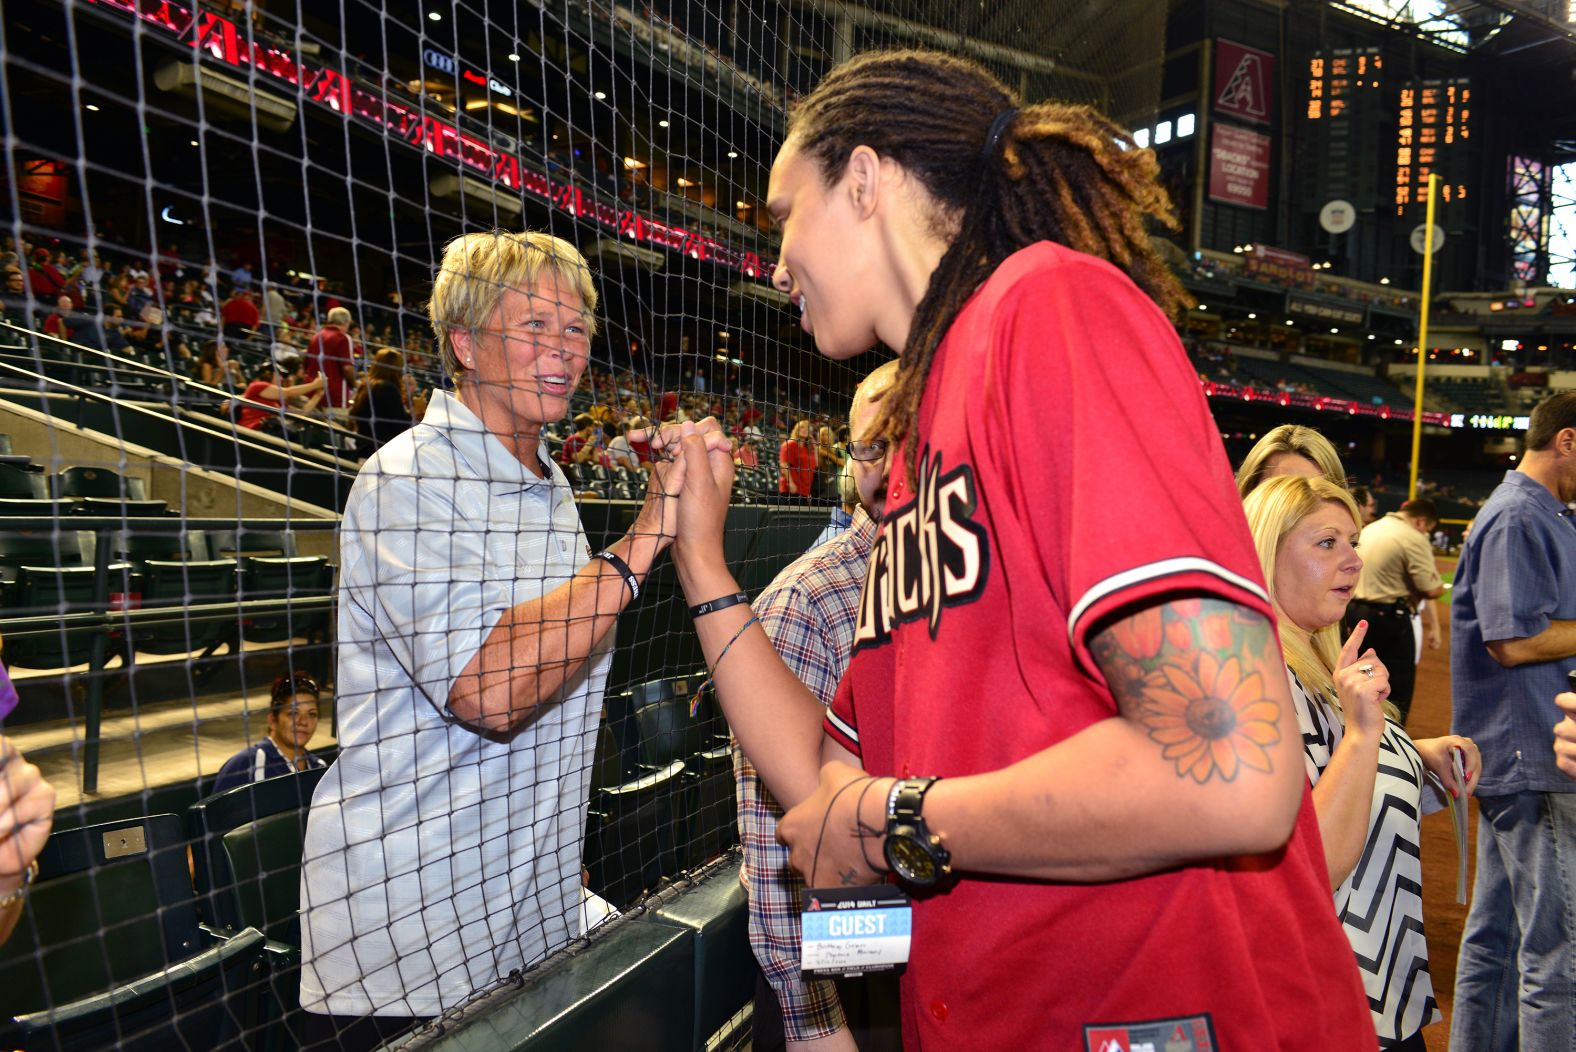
[{"left": 0, "top": 1, "right": 1165, "bottom": 1048}]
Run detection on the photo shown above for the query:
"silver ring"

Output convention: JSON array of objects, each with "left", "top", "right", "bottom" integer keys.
[{"left": 1359, "top": 664, "right": 1376, "bottom": 679}]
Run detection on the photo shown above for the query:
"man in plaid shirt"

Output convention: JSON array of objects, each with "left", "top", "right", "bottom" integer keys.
[{"left": 734, "top": 362, "right": 901, "bottom": 1052}]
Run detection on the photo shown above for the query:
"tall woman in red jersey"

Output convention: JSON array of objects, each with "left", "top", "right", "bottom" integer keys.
[{"left": 658, "top": 50, "right": 1375, "bottom": 1050}]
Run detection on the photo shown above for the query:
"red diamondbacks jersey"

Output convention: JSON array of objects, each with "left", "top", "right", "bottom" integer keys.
[{"left": 825, "top": 242, "right": 1373, "bottom": 1051}]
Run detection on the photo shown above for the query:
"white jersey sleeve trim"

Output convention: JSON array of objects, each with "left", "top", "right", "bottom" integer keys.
[
  {"left": 825, "top": 706, "right": 860, "bottom": 744},
  {"left": 1067, "top": 556, "right": 1271, "bottom": 645}
]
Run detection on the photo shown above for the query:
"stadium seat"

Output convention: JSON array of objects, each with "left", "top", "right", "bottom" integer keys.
[
  {"left": 55, "top": 466, "right": 131, "bottom": 499},
  {"left": 4, "top": 563, "right": 132, "bottom": 669},
  {"left": 187, "top": 767, "right": 328, "bottom": 938},
  {"left": 108, "top": 529, "right": 188, "bottom": 568},
  {"left": 680, "top": 744, "right": 738, "bottom": 872},
  {"left": 237, "top": 555, "right": 332, "bottom": 643},
  {"left": 584, "top": 760, "right": 685, "bottom": 908},
  {"left": 0, "top": 814, "right": 269, "bottom": 1052},
  {"left": 630, "top": 676, "right": 728, "bottom": 769},
  {"left": 205, "top": 529, "right": 299, "bottom": 559},
  {"left": 0, "top": 463, "right": 41, "bottom": 499},
  {"left": 0, "top": 497, "right": 69, "bottom": 518},
  {"left": 130, "top": 558, "right": 238, "bottom": 656},
  {"left": 73, "top": 497, "right": 169, "bottom": 517}
]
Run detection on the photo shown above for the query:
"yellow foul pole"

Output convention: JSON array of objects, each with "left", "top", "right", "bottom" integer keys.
[{"left": 1409, "top": 173, "right": 1439, "bottom": 501}]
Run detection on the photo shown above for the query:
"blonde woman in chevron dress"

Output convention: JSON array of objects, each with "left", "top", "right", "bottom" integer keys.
[{"left": 1243, "top": 475, "right": 1481, "bottom": 1050}]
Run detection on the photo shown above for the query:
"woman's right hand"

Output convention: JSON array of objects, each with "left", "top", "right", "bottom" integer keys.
[
  {"left": 659, "top": 418, "right": 734, "bottom": 563},
  {"left": 1333, "top": 619, "right": 1390, "bottom": 739}
]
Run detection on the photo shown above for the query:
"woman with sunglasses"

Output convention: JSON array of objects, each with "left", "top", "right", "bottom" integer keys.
[
  {"left": 657, "top": 49, "right": 1373, "bottom": 1048},
  {"left": 212, "top": 671, "right": 327, "bottom": 793}
]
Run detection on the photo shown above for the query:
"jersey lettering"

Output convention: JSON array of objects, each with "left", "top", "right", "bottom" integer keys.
[{"left": 854, "top": 451, "right": 990, "bottom": 650}]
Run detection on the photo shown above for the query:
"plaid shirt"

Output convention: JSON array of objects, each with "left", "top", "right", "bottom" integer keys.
[{"left": 734, "top": 509, "right": 876, "bottom": 1042}]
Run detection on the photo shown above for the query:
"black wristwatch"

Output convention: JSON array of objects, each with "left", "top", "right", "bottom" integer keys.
[{"left": 882, "top": 777, "right": 952, "bottom": 888}]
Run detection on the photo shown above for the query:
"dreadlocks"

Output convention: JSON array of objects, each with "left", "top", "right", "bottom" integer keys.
[{"left": 786, "top": 50, "right": 1189, "bottom": 483}]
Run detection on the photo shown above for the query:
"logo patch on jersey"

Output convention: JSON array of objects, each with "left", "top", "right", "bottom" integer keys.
[
  {"left": 1083, "top": 1014, "right": 1216, "bottom": 1052},
  {"left": 853, "top": 451, "right": 989, "bottom": 650}
]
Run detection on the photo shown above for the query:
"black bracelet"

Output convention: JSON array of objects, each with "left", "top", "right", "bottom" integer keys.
[
  {"left": 594, "top": 550, "right": 640, "bottom": 599},
  {"left": 689, "top": 591, "right": 749, "bottom": 619}
]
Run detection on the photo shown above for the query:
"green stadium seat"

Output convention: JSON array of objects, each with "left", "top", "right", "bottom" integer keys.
[
  {"left": 74, "top": 497, "right": 169, "bottom": 517},
  {"left": 187, "top": 768, "right": 327, "bottom": 937},
  {"left": 4, "top": 563, "right": 132, "bottom": 669},
  {"left": 187, "top": 770, "right": 327, "bottom": 1052},
  {"left": 680, "top": 745, "right": 738, "bottom": 872},
  {"left": 0, "top": 498, "right": 69, "bottom": 518},
  {"left": 0, "top": 463, "right": 41, "bottom": 499},
  {"left": 0, "top": 529, "right": 82, "bottom": 590},
  {"left": 55, "top": 466, "right": 131, "bottom": 499},
  {"left": 237, "top": 555, "right": 332, "bottom": 643},
  {"left": 584, "top": 761, "right": 684, "bottom": 909},
  {"left": 0, "top": 814, "right": 269, "bottom": 1052},
  {"left": 130, "top": 558, "right": 238, "bottom": 656},
  {"left": 205, "top": 528, "right": 299, "bottom": 559}
]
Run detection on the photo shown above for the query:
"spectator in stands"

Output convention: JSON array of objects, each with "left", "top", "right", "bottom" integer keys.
[
  {"left": 211, "top": 671, "right": 329, "bottom": 794},
  {"left": 231, "top": 260, "right": 254, "bottom": 291},
  {"left": 626, "top": 415, "right": 654, "bottom": 466},
  {"left": 1235, "top": 423, "right": 1347, "bottom": 498},
  {"left": 603, "top": 422, "right": 640, "bottom": 472},
  {"left": 263, "top": 281, "right": 289, "bottom": 333},
  {"left": 815, "top": 424, "right": 845, "bottom": 501},
  {"left": 778, "top": 419, "right": 816, "bottom": 500},
  {"left": 736, "top": 361, "right": 902, "bottom": 1052},
  {"left": 735, "top": 426, "right": 762, "bottom": 468},
  {"left": 1450, "top": 392, "right": 1576, "bottom": 1051},
  {"left": 233, "top": 348, "right": 325, "bottom": 431},
  {"left": 347, "top": 348, "right": 415, "bottom": 459},
  {"left": 1243, "top": 474, "right": 1477, "bottom": 1048},
  {"left": 26, "top": 247, "right": 71, "bottom": 302},
  {"left": 41, "top": 294, "right": 73, "bottom": 341},
  {"left": 1345, "top": 498, "right": 1444, "bottom": 725},
  {"left": 305, "top": 306, "right": 357, "bottom": 417},
  {"left": 298, "top": 229, "right": 724, "bottom": 1048},
  {"left": 220, "top": 288, "right": 260, "bottom": 339},
  {"left": 1349, "top": 484, "right": 1378, "bottom": 525},
  {"left": 556, "top": 412, "right": 599, "bottom": 465},
  {"left": 664, "top": 50, "right": 1370, "bottom": 1048},
  {"left": 197, "top": 340, "right": 236, "bottom": 389}
]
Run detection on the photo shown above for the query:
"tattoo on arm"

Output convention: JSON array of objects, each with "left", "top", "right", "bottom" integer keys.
[
  {"left": 1089, "top": 597, "right": 1283, "bottom": 785},
  {"left": 838, "top": 867, "right": 862, "bottom": 886}
]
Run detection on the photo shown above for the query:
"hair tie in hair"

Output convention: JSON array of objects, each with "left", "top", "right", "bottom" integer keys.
[{"left": 979, "top": 107, "right": 1019, "bottom": 168}]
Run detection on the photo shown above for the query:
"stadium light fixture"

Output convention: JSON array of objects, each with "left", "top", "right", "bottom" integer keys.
[
  {"left": 1197, "top": 303, "right": 1207, "bottom": 310},
  {"left": 1154, "top": 121, "right": 1172, "bottom": 145},
  {"left": 1285, "top": 319, "right": 1295, "bottom": 326},
  {"left": 1394, "top": 338, "right": 1404, "bottom": 345},
  {"left": 1247, "top": 312, "right": 1257, "bottom": 319},
  {"left": 428, "top": 11, "right": 442, "bottom": 21},
  {"left": 1177, "top": 113, "right": 1196, "bottom": 137},
  {"left": 623, "top": 157, "right": 647, "bottom": 169},
  {"left": 85, "top": 103, "right": 100, "bottom": 112},
  {"left": 1379, "top": 277, "right": 1390, "bottom": 284},
  {"left": 727, "top": 150, "right": 739, "bottom": 159},
  {"left": 507, "top": 53, "right": 520, "bottom": 62},
  {"left": 594, "top": 91, "right": 607, "bottom": 100},
  {"left": 1330, "top": 327, "right": 1339, "bottom": 334},
  {"left": 658, "top": 119, "right": 670, "bottom": 128},
  {"left": 1133, "top": 128, "right": 1150, "bottom": 149},
  {"left": 1367, "top": 334, "right": 1376, "bottom": 340}
]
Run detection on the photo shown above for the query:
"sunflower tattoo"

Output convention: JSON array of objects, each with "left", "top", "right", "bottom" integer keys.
[{"left": 1092, "top": 597, "right": 1282, "bottom": 784}]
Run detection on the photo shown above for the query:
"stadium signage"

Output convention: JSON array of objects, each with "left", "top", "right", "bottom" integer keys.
[
  {"left": 1207, "top": 123, "right": 1270, "bottom": 209},
  {"left": 1452, "top": 414, "right": 1530, "bottom": 432},
  {"left": 422, "top": 46, "right": 515, "bottom": 98},
  {"left": 84, "top": 0, "right": 767, "bottom": 280},
  {"left": 1285, "top": 292, "right": 1367, "bottom": 327}
]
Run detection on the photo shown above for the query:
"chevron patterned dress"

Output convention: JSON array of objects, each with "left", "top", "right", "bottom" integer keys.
[{"left": 1291, "top": 673, "right": 1443, "bottom": 1047}]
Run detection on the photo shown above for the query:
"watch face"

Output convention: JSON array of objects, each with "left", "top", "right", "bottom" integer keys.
[{"left": 885, "top": 831, "right": 938, "bottom": 885}]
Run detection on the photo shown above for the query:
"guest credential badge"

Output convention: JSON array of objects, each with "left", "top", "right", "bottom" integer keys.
[{"left": 800, "top": 884, "right": 911, "bottom": 978}]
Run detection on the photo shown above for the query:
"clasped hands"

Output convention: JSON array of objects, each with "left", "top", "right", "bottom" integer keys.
[{"left": 630, "top": 418, "right": 736, "bottom": 555}]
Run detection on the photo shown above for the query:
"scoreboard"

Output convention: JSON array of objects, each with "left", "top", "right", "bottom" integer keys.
[
  {"left": 1395, "top": 77, "right": 1473, "bottom": 218},
  {"left": 1304, "top": 47, "right": 1384, "bottom": 210}
]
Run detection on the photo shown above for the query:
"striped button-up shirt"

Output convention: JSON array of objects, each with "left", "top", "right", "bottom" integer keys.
[{"left": 734, "top": 509, "right": 876, "bottom": 1041}]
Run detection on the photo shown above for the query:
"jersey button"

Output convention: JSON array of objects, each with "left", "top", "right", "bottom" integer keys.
[{"left": 929, "top": 999, "right": 949, "bottom": 1022}]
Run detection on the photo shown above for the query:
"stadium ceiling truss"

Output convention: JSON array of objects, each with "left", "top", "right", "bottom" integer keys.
[{"left": 1331, "top": 0, "right": 1575, "bottom": 54}]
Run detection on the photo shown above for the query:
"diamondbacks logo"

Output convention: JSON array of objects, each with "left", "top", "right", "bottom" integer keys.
[{"left": 853, "top": 452, "right": 989, "bottom": 650}]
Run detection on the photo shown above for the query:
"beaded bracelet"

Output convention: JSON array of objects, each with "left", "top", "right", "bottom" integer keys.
[{"left": 691, "top": 615, "right": 758, "bottom": 717}]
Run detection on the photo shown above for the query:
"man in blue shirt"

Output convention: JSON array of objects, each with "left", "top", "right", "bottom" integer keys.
[{"left": 1450, "top": 392, "right": 1576, "bottom": 1052}]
